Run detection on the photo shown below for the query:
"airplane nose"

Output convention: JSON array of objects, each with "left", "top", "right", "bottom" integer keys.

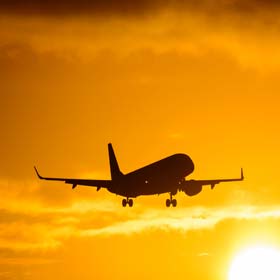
[
  {"left": 183, "top": 154, "right": 194, "bottom": 173},
  {"left": 188, "top": 156, "right": 195, "bottom": 172}
]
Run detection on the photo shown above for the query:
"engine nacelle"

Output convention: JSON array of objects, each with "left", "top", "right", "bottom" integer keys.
[{"left": 180, "top": 180, "right": 202, "bottom": 196}]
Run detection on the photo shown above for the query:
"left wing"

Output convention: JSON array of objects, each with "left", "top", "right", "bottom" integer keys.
[{"left": 34, "top": 166, "right": 111, "bottom": 190}]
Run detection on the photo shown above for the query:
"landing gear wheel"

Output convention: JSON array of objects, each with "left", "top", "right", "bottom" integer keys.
[
  {"left": 122, "top": 199, "right": 127, "bottom": 207},
  {"left": 172, "top": 199, "right": 177, "bottom": 207},
  {"left": 166, "top": 199, "right": 171, "bottom": 207},
  {"left": 128, "top": 199, "right": 133, "bottom": 207}
]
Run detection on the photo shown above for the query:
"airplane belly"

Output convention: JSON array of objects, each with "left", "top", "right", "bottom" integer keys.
[
  {"left": 109, "top": 176, "right": 179, "bottom": 198},
  {"left": 140, "top": 182, "right": 178, "bottom": 196}
]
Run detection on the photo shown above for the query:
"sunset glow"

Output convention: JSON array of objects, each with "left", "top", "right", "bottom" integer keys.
[
  {"left": 1, "top": 1, "right": 280, "bottom": 279},
  {"left": 229, "top": 246, "right": 280, "bottom": 280}
]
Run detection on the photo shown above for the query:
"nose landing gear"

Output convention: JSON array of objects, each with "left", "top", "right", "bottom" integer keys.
[{"left": 122, "top": 198, "right": 133, "bottom": 207}]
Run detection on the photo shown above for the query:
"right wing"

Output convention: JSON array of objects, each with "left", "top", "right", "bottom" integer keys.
[
  {"left": 34, "top": 166, "right": 111, "bottom": 190},
  {"left": 180, "top": 168, "right": 244, "bottom": 196},
  {"left": 188, "top": 168, "right": 244, "bottom": 189}
]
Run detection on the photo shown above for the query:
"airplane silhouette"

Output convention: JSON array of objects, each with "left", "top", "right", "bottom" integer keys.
[{"left": 34, "top": 143, "right": 244, "bottom": 207}]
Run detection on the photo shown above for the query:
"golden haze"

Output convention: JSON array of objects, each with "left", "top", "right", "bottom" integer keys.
[{"left": 1, "top": 2, "right": 280, "bottom": 279}]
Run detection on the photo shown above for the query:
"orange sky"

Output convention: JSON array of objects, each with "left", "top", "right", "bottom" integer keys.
[{"left": 1, "top": 1, "right": 280, "bottom": 279}]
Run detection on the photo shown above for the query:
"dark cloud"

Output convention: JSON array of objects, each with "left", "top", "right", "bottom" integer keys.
[
  {"left": 0, "top": 0, "right": 159, "bottom": 16},
  {"left": 0, "top": 0, "right": 279, "bottom": 16}
]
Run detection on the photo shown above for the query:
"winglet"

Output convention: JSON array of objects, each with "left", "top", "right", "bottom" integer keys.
[
  {"left": 34, "top": 166, "right": 43, "bottom": 179},
  {"left": 241, "top": 168, "right": 244, "bottom": 180}
]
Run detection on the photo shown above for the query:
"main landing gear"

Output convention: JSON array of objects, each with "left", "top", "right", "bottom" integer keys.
[
  {"left": 122, "top": 198, "right": 133, "bottom": 207},
  {"left": 166, "top": 193, "right": 177, "bottom": 207}
]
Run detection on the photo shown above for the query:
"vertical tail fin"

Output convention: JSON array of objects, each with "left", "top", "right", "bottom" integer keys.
[{"left": 108, "top": 143, "right": 123, "bottom": 180}]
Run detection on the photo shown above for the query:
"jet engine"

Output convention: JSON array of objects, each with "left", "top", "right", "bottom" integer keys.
[{"left": 180, "top": 180, "right": 202, "bottom": 196}]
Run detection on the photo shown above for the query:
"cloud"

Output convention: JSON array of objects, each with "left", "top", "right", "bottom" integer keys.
[
  {"left": 2, "top": 186, "right": 280, "bottom": 253},
  {"left": 197, "top": 252, "right": 210, "bottom": 257},
  {"left": 0, "top": 0, "right": 158, "bottom": 16},
  {"left": 79, "top": 206, "right": 280, "bottom": 236},
  {"left": 1, "top": 177, "right": 280, "bottom": 274}
]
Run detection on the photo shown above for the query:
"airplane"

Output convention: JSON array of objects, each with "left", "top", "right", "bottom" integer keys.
[{"left": 34, "top": 143, "right": 244, "bottom": 207}]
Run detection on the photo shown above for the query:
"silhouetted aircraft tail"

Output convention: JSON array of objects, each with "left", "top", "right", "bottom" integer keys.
[{"left": 108, "top": 143, "right": 123, "bottom": 180}]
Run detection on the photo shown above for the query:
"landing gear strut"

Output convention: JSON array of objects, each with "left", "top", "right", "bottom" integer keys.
[
  {"left": 122, "top": 198, "right": 133, "bottom": 207},
  {"left": 166, "top": 193, "right": 177, "bottom": 207}
]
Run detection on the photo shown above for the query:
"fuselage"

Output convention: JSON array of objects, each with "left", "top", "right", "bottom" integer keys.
[{"left": 108, "top": 153, "right": 194, "bottom": 197}]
